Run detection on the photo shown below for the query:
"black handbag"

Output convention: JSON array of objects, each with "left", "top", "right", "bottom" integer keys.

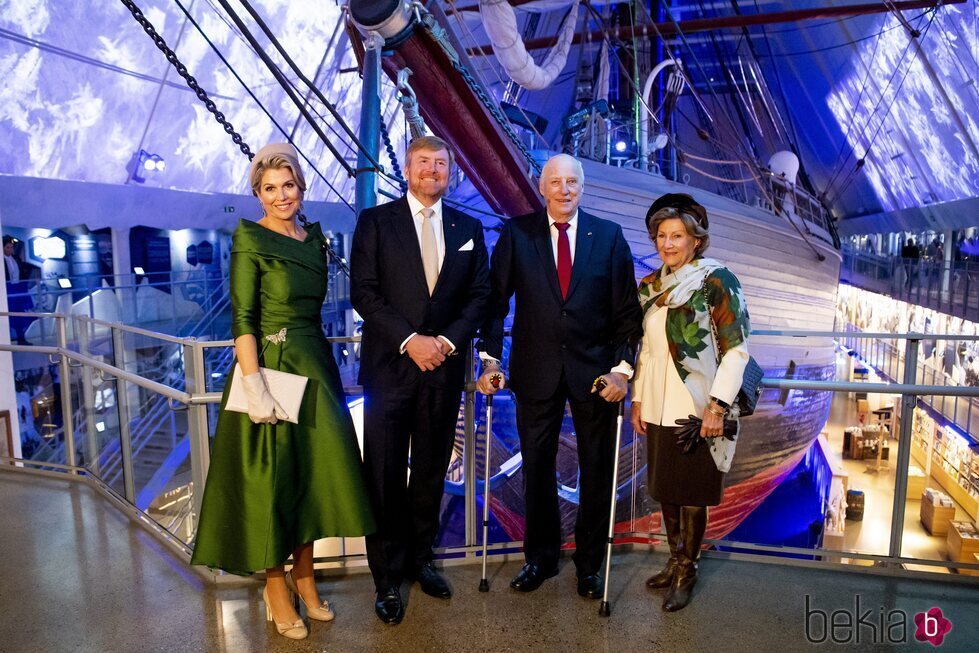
[{"left": 702, "top": 274, "right": 763, "bottom": 417}]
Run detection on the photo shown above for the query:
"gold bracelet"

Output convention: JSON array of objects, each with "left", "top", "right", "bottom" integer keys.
[{"left": 706, "top": 403, "right": 727, "bottom": 417}]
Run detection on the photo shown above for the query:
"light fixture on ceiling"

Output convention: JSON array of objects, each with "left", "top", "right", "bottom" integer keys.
[{"left": 130, "top": 149, "right": 166, "bottom": 183}]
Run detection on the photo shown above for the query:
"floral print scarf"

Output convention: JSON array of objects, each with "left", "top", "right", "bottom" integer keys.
[{"left": 638, "top": 257, "right": 751, "bottom": 472}]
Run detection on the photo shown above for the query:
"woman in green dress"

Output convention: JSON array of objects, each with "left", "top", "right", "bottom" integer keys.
[{"left": 191, "top": 143, "right": 375, "bottom": 640}]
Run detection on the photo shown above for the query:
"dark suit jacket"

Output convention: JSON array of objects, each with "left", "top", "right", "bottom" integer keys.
[
  {"left": 351, "top": 197, "right": 490, "bottom": 389},
  {"left": 479, "top": 210, "right": 642, "bottom": 401}
]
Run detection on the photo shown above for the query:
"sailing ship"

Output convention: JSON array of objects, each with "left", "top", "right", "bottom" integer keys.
[{"left": 346, "top": 1, "right": 841, "bottom": 545}]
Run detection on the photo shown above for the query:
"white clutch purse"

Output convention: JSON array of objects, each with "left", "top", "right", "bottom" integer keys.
[{"left": 225, "top": 365, "right": 309, "bottom": 424}]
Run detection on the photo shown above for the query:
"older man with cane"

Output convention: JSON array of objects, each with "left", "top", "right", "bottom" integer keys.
[{"left": 477, "top": 153, "right": 642, "bottom": 598}]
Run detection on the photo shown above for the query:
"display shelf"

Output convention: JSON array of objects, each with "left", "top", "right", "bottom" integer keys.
[
  {"left": 947, "top": 521, "right": 979, "bottom": 577},
  {"left": 930, "top": 460, "right": 979, "bottom": 521},
  {"left": 920, "top": 491, "right": 956, "bottom": 535},
  {"left": 907, "top": 465, "right": 927, "bottom": 498}
]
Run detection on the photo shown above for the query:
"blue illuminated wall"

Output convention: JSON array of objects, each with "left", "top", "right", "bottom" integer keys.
[
  {"left": 826, "top": 6, "right": 979, "bottom": 211},
  {"left": 0, "top": 0, "right": 407, "bottom": 202}
]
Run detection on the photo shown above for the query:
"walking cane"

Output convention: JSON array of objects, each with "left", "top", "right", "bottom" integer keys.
[
  {"left": 479, "top": 373, "right": 502, "bottom": 592},
  {"left": 599, "top": 398, "right": 626, "bottom": 617}
]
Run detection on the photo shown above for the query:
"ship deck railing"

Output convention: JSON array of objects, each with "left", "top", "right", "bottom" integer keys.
[{"left": 2, "top": 314, "right": 978, "bottom": 585}]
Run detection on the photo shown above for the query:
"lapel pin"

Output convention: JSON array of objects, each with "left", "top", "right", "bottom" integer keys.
[{"left": 587, "top": 232, "right": 593, "bottom": 236}]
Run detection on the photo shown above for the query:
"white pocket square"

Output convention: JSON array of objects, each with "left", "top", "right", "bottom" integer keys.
[{"left": 458, "top": 239, "right": 474, "bottom": 251}]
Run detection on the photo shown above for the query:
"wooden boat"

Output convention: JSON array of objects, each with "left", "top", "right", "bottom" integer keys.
[{"left": 350, "top": 1, "right": 840, "bottom": 547}]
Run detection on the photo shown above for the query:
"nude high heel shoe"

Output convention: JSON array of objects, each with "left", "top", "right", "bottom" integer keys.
[
  {"left": 286, "top": 570, "right": 335, "bottom": 622},
  {"left": 263, "top": 585, "right": 308, "bottom": 640}
]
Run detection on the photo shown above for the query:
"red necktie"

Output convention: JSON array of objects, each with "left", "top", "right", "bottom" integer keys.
[{"left": 555, "top": 222, "right": 572, "bottom": 299}]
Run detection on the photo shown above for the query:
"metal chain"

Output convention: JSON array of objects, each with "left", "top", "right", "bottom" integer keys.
[
  {"left": 379, "top": 113, "right": 407, "bottom": 190},
  {"left": 419, "top": 14, "right": 542, "bottom": 176},
  {"left": 120, "top": 0, "right": 254, "bottom": 160}
]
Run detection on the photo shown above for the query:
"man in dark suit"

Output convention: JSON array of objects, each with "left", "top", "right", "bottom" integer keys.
[
  {"left": 351, "top": 135, "right": 490, "bottom": 625},
  {"left": 477, "top": 153, "right": 642, "bottom": 598}
]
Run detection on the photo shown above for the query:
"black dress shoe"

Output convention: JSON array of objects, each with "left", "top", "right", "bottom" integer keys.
[
  {"left": 509, "top": 563, "right": 558, "bottom": 592},
  {"left": 374, "top": 587, "right": 404, "bottom": 625},
  {"left": 413, "top": 562, "right": 451, "bottom": 598},
  {"left": 576, "top": 574, "right": 604, "bottom": 599}
]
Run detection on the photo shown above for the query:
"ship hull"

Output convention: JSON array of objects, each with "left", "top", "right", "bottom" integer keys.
[
  {"left": 437, "top": 161, "right": 840, "bottom": 549},
  {"left": 360, "top": 6, "right": 842, "bottom": 548}
]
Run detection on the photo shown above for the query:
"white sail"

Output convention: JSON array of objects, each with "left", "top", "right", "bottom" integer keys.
[{"left": 479, "top": 0, "right": 580, "bottom": 90}]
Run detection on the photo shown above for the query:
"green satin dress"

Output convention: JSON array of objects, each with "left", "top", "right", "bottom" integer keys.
[{"left": 191, "top": 219, "right": 375, "bottom": 575}]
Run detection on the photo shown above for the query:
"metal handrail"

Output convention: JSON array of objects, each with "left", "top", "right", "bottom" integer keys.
[
  {"left": 71, "top": 314, "right": 193, "bottom": 346},
  {"left": 1, "top": 343, "right": 191, "bottom": 402},
  {"left": 4, "top": 313, "right": 979, "bottom": 583}
]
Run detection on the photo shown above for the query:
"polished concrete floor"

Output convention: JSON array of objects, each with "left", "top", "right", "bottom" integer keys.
[{"left": 2, "top": 471, "right": 978, "bottom": 652}]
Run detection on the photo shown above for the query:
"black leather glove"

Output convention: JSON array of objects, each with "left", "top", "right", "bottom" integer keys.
[
  {"left": 674, "top": 415, "right": 703, "bottom": 454},
  {"left": 674, "top": 415, "right": 738, "bottom": 454}
]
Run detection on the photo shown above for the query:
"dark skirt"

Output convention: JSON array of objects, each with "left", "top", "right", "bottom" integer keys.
[{"left": 646, "top": 422, "right": 725, "bottom": 506}]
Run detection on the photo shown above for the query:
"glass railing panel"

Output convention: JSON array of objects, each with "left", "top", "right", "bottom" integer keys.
[
  {"left": 65, "top": 359, "right": 128, "bottom": 497},
  {"left": 202, "top": 344, "right": 235, "bottom": 394},
  {"left": 10, "top": 348, "right": 68, "bottom": 467},
  {"left": 12, "top": 313, "right": 63, "bottom": 349},
  {"left": 905, "top": 394, "right": 979, "bottom": 575},
  {"left": 129, "top": 388, "right": 196, "bottom": 544},
  {"left": 193, "top": 385, "right": 368, "bottom": 556},
  {"left": 11, "top": 313, "right": 979, "bottom": 576}
]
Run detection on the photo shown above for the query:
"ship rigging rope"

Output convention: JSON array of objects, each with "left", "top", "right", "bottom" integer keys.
[
  {"left": 119, "top": 0, "right": 253, "bottom": 160},
  {"left": 418, "top": 7, "right": 543, "bottom": 176},
  {"left": 679, "top": 150, "right": 749, "bottom": 166},
  {"left": 121, "top": 0, "right": 353, "bottom": 277},
  {"left": 821, "top": 9, "right": 932, "bottom": 195},
  {"left": 277, "top": 79, "right": 417, "bottom": 199},
  {"left": 169, "top": 0, "right": 353, "bottom": 209},
  {"left": 649, "top": 1, "right": 755, "bottom": 157},
  {"left": 824, "top": 9, "right": 940, "bottom": 206},
  {"left": 653, "top": 0, "right": 826, "bottom": 260},
  {"left": 233, "top": 0, "right": 376, "bottom": 168},
  {"left": 477, "top": 0, "right": 581, "bottom": 90},
  {"left": 395, "top": 68, "right": 429, "bottom": 140},
  {"left": 214, "top": 0, "right": 362, "bottom": 177},
  {"left": 446, "top": 2, "right": 556, "bottom": 149},
  {"left": 931, "top": 6, "right": 979, "bottom": 102},
  {"left": 755, "top": 11, "right": 926, "bottom": 57},
  {"left": 681, "top": 160, "right": 756, "bottom": 185}
]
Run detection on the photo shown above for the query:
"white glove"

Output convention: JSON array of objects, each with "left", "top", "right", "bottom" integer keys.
[{"left": 241, "top": 371, "right": 288, "bottom": 424}]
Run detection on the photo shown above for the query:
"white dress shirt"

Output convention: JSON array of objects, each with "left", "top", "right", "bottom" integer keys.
[
  {"left": 400, "top": 192, "right": 455, "bottom": 355},
  {"left": 406, "top": 191, "right": 445, "bottom": 272},
  {"left": 481, "top": 210, "right": 632, "bottom": 379},
  {"left": 547, "top": 212, "right": 577, "bottom": 264}
]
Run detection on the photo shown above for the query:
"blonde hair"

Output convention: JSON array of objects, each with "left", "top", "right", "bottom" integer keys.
[
  {"left": 250, "top": 153, "right": 307, "bottom": 196},
  {"left": 647, "top": 207, "right": 710, "bottom": 257},
  {"left": 406, "top": 135, "right": 455, "bottom": 168}
]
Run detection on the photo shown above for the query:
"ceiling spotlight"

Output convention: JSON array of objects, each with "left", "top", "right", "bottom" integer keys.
[
  {"left": 131, "top": 149, "right": 166, "bottom": 183},
  {"left": 615, "top": 140, "right": 628, "bottom": 153}
]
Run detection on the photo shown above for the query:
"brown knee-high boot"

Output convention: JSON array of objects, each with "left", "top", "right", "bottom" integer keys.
[
  {"left": 646, "top": 503, "right": 682, "bottom": 588},
  {"left": 663, "top": 505, "right": 707, "bottom": 611}
]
